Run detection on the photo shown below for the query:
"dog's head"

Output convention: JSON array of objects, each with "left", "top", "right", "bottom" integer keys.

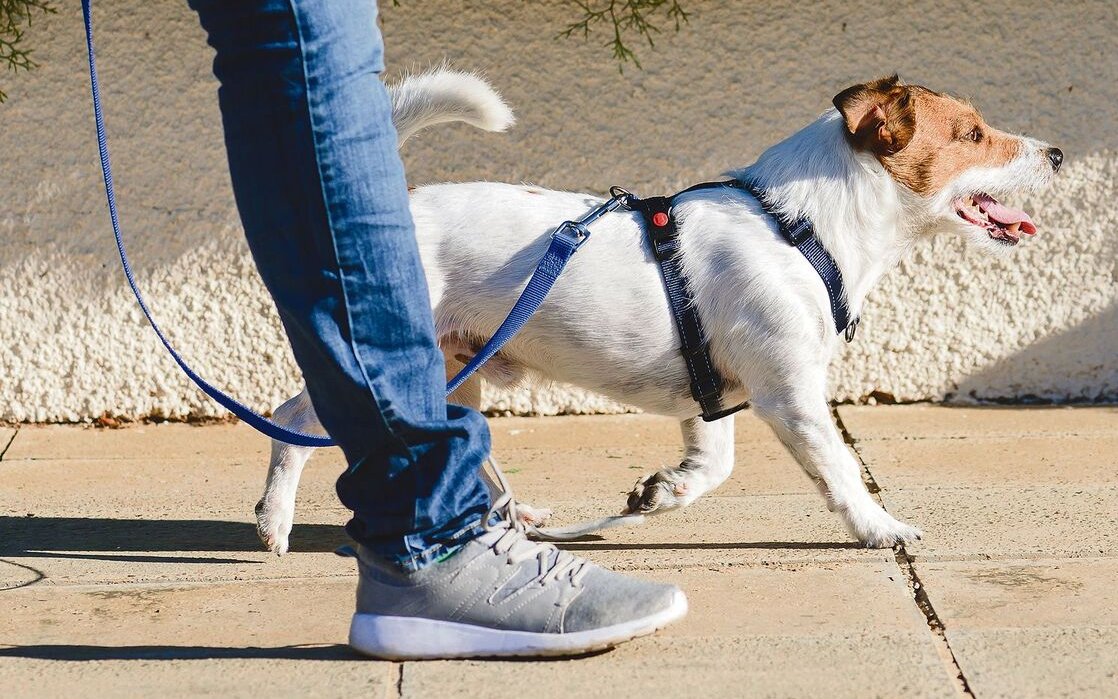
[{"left": 833, "top": 75, "right": 1061, "bottom": 251}]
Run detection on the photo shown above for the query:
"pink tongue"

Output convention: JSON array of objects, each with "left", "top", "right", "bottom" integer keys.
[{"left": 974, "top": 193, "right": 1037, "bottom": 235}]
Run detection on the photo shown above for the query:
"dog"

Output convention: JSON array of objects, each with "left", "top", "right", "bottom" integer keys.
[{"left": 253, "top": 69, "right": 1062, "bottom": 554}]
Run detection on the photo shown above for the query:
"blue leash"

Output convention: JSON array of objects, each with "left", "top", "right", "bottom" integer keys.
[{"left": 81, "top": 0, "right": 614, "bottom": 448}]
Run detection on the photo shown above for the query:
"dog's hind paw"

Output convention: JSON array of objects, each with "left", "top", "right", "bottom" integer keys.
[{"left": 516, "top": 502, "right": 553, "bottom": 527}]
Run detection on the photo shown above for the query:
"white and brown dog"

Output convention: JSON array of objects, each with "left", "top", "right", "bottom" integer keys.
[{"left": 255, "top": 70, "right": 1062, "bottom": 554}]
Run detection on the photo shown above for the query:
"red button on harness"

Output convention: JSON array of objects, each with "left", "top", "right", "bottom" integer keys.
[{"left": 651, "top": 211, "right": 669, "bottom": 227}]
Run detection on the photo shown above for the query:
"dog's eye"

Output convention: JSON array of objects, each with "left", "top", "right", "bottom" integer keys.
[{"left": 966, "top": 127, "right": 983, "bottom": 143}]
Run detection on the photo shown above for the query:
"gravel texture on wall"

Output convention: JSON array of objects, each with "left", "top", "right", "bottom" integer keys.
[{"left": 1, "top": 0, "right": 1115, "bottom": 422}]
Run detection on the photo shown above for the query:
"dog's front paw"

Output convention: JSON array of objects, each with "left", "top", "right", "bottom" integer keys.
[
  {"left": 848, "top": 508, "right": 923, "bottom": 548},
  {"left": 255, "top": 498, "right": 294, "bottom": 556},
  {"left": 624, "top": 470, "right": 691, "bottom": 515}
]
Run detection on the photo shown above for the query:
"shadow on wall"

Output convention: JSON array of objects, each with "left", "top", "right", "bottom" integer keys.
[{"left": 953, "top": 300, "right": 1118, "bottom": 403}]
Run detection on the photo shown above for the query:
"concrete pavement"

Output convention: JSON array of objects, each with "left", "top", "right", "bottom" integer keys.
[{"left": 2, "top": 405, "right": 1116, "bottom": 698}]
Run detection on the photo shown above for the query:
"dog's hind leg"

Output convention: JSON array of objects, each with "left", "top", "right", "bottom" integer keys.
[
  {"left": 751, "top": 379, "right": 922, "bottom": 548},
  {"left": 624, "top": 415, "right": 735, "bottom": 515},
  {"left": 444, "top": 352, "right": 552, "bottom": 527},
  {"left": 256, "top": 388, "right": 326, "bottom": 555}
]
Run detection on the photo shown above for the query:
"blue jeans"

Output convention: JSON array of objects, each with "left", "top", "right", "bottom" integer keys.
[{"left": 189, "top": 0, "right": 491, "bottom": 569}]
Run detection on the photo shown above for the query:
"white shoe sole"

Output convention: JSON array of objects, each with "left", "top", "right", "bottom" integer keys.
[{"left": 348, "top": 588, "right": 688, "bottom": 660}]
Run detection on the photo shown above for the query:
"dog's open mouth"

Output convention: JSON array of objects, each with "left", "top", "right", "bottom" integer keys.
[{"left": 954, "top": 193, "right": 1037, "bottom": 246}]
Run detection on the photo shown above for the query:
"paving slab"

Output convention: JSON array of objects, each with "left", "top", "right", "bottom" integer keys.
[
  {"left": 1, "top": 564, "right": 949, "bottom": 699},
  {"left": 2, "top": 422, "right": 282, "bottom": 461},
  {"left": 1, "top": 411, "right": 778, "bottom": 461},
  {"left": 843, "top": 404, "right": 1118, "bottom": 560},
  {"left": 0, "top": 446, "right": 810, "bottom": 519},
  {"left": 854, "top": 434, "right": 1118, "bottom": 489},
  {"left": 915, "top": 559, "right": 1118, "bottom": 699},
  {"left": 0, "top": 565, "right": 924, "bottom": 644},
  {"left": 1, "top": 457, "right": 348, "bottom": 517},
  {"left": 1, "top": 657, "right": 395, "bottom": 699},
  {"left": 0, "top": 492, "right": 889, "bottom": 589},
  {"left": 916, "top": 558, "right": 1118, "bottom": 629},
  {"left": 881, "top": 485, "right": 1118, "bottom": 561},
  {"left": 0, "top": 576, "right": 392, "bottom": 699},
  {"left": 837, "top": 404, "right": 1118, "bottom": 441},
  {"left": 402, "top": 633, "right": 953, "bottom": 699},
  {"left": 944, "top": 628, "right": 1118, "bottom": 699},
  {"left": 15, "top": 408, "right": 1118, "bottom": 696},
  {"left": 487, "top": 411, "right": 780, "bottom": 450},
  {"left": 0, "top": 551, "right": 354, "bottom": 590}
]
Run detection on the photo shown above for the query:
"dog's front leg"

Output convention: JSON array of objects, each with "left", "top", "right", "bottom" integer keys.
[
  {"left": 624, "top": 415, "right": 735, "bottom": 515},
  {"left": 752, "top": 386, "right": 921, "bottom": 548},
  {"left": 257, "top": 388, "right": 325, "bottom": 555}
]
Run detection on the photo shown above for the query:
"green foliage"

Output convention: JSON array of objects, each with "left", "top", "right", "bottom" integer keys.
[
  {"left": 559, "top": 0, "right": 689, "bottom": 70},
  {"left": 0, "top": 0, "right": 54, "bottom": 102}
]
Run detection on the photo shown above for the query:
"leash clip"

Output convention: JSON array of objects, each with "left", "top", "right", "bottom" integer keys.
[
  {"left": 550, "top": 186, "right": 636, "bottom": 250},
  {"left": 551, "top": 220, "right": 592, "bottom": 249}
]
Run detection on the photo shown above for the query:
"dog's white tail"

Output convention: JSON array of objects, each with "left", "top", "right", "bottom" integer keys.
[{"left": 388, "top": 68, "right": 515, "bottom": 146}]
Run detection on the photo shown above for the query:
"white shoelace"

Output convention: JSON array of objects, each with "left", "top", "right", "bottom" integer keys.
[{"left": 482, "top": 458, "right": 590, "bottom": 586}]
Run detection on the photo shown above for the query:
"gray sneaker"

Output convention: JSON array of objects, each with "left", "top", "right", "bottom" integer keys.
[{"left": 346, "top": 471, "right": 687, "bottom": 659}]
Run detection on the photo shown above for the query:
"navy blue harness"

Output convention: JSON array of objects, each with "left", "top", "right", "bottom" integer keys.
[
  {"left": 629, "top": 179, "right": 858, "bottom": 422},
  {"left": 83, "top": 0, "right": 854, "bottom": 444}
]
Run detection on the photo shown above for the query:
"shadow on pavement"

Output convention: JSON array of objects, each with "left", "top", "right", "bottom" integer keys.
[
  {"left": 0, "top": 516, "right": 861, "bottom": 558},
  {"left": 0, "top": 516, "right": 348, "bottom": 557},
  {"left": 0, "top": 644, "right": 359, "bottom": 661}
]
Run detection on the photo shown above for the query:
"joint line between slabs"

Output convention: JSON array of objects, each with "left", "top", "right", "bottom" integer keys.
[
  {"left": 392, "top": 662, "right": 404, "bottom": 699},
  {"left": 0, "top": 427, "right": 18, "bottom": 461},
  {"left": 832, "top": 407, "right": 976, "bottom": 699}
]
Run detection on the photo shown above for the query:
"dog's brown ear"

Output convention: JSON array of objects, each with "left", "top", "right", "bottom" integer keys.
[{"left": 833, "top": 75, "right": 915, "bottom": 156}]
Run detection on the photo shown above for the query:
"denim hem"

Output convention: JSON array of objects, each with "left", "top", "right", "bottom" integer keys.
[{"left": 391, "top": 516, "right": 487, "bottom": 572}]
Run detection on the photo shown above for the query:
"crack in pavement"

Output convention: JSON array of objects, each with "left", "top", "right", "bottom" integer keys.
[{"left": 833, "top": 407, "right": 976, "bottom": 699}]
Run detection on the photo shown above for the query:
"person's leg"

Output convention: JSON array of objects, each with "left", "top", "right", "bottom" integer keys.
[
  {"left": 188, "top": 0, "right": 489, "bottom": 568},
  {"left": 189, "top": 0, "right": 688, "bottom": 658}
]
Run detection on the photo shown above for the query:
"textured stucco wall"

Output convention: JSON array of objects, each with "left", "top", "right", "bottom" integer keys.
[{"left": 1, "top": 0, "right": 1115, "bottom": 423}]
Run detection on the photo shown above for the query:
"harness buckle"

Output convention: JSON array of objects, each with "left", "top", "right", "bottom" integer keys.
[{"left": 649, "top": 230, "right": 678, "bottom": 261}]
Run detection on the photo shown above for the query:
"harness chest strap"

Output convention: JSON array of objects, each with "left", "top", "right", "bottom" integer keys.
[
  {"left": 733, "top": 179, "right": 859, "bottom": 340},
  {"left": 630, "top": 193, "right": 744, "bottom": 422}
]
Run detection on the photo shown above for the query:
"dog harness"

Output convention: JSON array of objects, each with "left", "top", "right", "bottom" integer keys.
[{"left": 628, "top": 179, "right": 858, "bottom": 422}]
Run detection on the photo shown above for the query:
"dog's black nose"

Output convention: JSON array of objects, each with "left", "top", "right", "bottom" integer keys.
[{"left": 1046, "top": 147, "right": 1064, "bottom": 172}]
